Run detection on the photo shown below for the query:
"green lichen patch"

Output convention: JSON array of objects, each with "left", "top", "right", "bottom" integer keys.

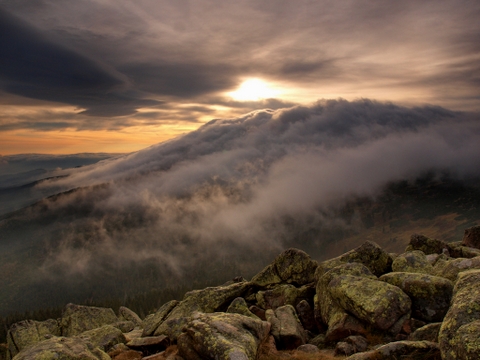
[
  {"left": 226, "top": 297, "right": 260, "bottom": 320},
  {"left": 12, "top": 337, "right": 109, "bottom": 360},
  {"left": 328, "top": 275, "right": 411, "bottom": 331},
  {"left": 154, "top": 281, "right": 252, "bottom": 340},
  {"left": 60, "top": 304, "right": 118, "bottom": 337},
  {"left": 391, "top": 251, "right": 434, "bottom": 275},
  {"left": 315, "top": 241, "right": 392, "bottom": 280},
  {"left": 439, "top": 270, "right": 480, "bottom": 359},
  {"left": 379, "top": 272, "right": 453, "bottom": 322}
]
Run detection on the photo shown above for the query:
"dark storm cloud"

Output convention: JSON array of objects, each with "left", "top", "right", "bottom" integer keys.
[{"left": 0, "top": 8, "right": 160, "bottom": 116}]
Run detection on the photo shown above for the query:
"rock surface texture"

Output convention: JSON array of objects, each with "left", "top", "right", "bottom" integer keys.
[{"left": 5, "top": 227, "right": 480, "bottom": 359}]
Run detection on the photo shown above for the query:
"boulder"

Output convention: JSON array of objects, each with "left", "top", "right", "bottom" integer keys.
[
  {"left": 315, "top": 241, "right": 392, "bottom": 279},
  {"left": 296, "top": 344, "right": 320, "bottom": 353},
  {"left": 438, "top": 269, "right": 480, "bottom": 359},
  {"left": 226, "top": 297, "right": 260, "bottom": 319},
  {"left": 12, "top": 336, "right": 109, "bottom": 360},
  {"left": 177, "top": 312, "right": 270, "bottom": 360},
  {"left": 335, "top": 336, "right": 368, "bottom": 356},
  {"left": 454, "top": 320, "right": 480, "bottom": 360},
  {"left": 256, "top": 284, "right": 299, "bottom": 310},
  {"left": 409, "top": 323, "right": 442, "bottom": 342},
  {"left": 118, "top": 307, "right": 142, "bottom": 328},
  {"left": 251, "top": 248, "right": 317, "bottom": 287},
  {"left": 60, "top": 303, "right": 118, "bottom": 337},
  {"left": 405, "top": 234, "right": 447, "bottom": 255},
  {"left": 6, "top": 319, "right": 60, "bottom": 359},
  {"left": 112, "top": 321, "right": 135, "bottom": 333},
  {"left": 434, "top": 256, "right": 480, "bottom": 281},
  {"left": 391, "top": 251, "right": 434, "bottom": 274},
  {"left": 379, "top": 272, "right": 453, "bottom": 322},
  {"left": 77, "top": 325, "right": 126, "bottom": 352},
  {"left": 266, "top": 305, "right": 307, "bottom": 350},
  {"left": 154, "top": 281, "right": 252, "bottom": 339},
  {"left": 126, "top": 335, "right": 169, "bottom": 354},
  {"left": 316, "top": 263, "right": 375, "bottom": 341},
  {"left": 462, "top": 225, "right": 480, "bottom": 249},
  {"left": 295, "top": 300, "right": 317, "bottom": 332},
  {"left": 328, "top": 275, "right": 411, "bottom": 331},
  {"left": 346, "top": 340, "right": 440, "bottom": 360},
  {"left": 142, "top": 300, "right": 179, "bottom": 337}
]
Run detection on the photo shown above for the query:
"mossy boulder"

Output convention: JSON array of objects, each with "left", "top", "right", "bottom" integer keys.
[
  {"left": 316, "top": 263, "right": 375, "bottom": 341},
  {"left": 77, "top": 325, "right": 126, "bottom": 352},
  {"left": 409, "top": 323, "right": 442, "bottom": 342},
  {"left": 154, "top": 281, "right": 252, "bottom": 340},
  {"left": 315, "top": 241, "right": 392, "bottom": 279},
  {"left": 177, "top": 312, "right": 270, "bottom": 360},
  {"left": 141, "top": 300, "right": 179, "bottom": 337},
  {"left": 12, "top": 337, "right": 109, "bottom": 360},
  {"left": 118, "top": 307, "right": 142, "bottom": 328},
  {"left": 226, "top": 297, "right": 260, "bottom": 320},
  {"left": 266, "top": 305, "right": 307, "bottom": 350},
  {"left": 391, "top": 251, "right": 434, "bottom": 274},
  {"left": 256, "top": 284, "right": 299, "bottom": 310},
  {"left": 462, "top": 225, "right": 480, "bottom": 249},
  {"left": 60, "top": 304, "right": 118, "bottom": 337},
  {"left": 438, "top": 269, "right": 480, "bottom": 359},
  {"left": 251, "top": 248, "right": 317, "bottom": 287},
  {"left": 379, "top": 272, "right": 453, "bottom": 322},
  {"left": 6, "top": 319, "right": 60, "bottom": 359},
  {"left": 454, "top": 320, "right": 480, "bottom": 359},
  {"left": 405, "top": 234, "right": 447, "bottom": 255},
  {"left": 328, "top": 275, "right": 411, "bottom": 331},
  {"left": 434, "top": 256, "right": 480, "bottom": 282},
  {"left": 346, "top": 340, "right": 440, "bottom": 360}
]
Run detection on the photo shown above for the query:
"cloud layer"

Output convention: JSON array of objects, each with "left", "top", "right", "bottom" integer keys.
[
  {"left": 25, "top": 99, "right": 479, "bottom": 279},
  {"left": 1, "top": 0, "right": 479, "bottom": 139}
]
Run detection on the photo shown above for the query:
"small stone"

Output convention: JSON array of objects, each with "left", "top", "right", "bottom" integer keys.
[
  {"left": 462, "top": 225, "right": 480, "bottom": 249},
  {"left": 297, "top": 344, "right": 320, "bottom": 353}
]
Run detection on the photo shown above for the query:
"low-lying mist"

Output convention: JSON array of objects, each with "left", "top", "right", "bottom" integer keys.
[{"left": 1, "top": 98, "right": 480, "bottom": 314}]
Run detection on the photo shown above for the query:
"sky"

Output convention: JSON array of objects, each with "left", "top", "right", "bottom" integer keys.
[{"left": 1, "top": 0, "right": 480, "bottom": 155}]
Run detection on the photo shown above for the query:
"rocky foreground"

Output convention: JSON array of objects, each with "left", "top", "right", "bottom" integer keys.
[{"left": 3, "top": 226, "right": 480, "bottom": 360}]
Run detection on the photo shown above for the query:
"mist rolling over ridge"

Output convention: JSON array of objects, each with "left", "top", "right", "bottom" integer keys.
[{"left": 1, "top": 99, "right": 480, "bottom": 315}]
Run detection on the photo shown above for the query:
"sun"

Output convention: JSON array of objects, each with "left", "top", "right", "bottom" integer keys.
[{"left": 229, "top": 78, "right": 279, "bottom": 101}]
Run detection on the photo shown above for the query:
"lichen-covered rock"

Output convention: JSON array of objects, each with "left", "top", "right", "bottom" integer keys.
[
  {"left": 256, "top": 284, "right": 299, "bottom": 310},
  {"left": 379, "top": 272, "right": 453, "bottom": 322},
  {"left": 346, "top": 340, "right": 441, "bottom": 360},
  {"left": 112, "top": 321, "right": 135, "bottom": 333},
  {"left": 454, "top": 320, "right": 480, "bottom": 359},
  {"left": 406, "top": 234, "right": 447, "bottom": 255},
  {"left": 391, "top": 251, "right": 434, "bottom": 274},
  {"left": 126, "top": 335, "right": 169, "bottom": 354},
  {"left": 12, "top": 336, "right": 110, "bottom": 360},
  {"left": 335, "top": 336, "right": 368, "bottom": 356},
  {"left": 251, "top": 248, "right": 317, "bottom": 287},
  {"left": 434, "top": 256, "right": 480, "bottom": 281},
  {"left": 328, "top": 275, "right": 411, "bottom": 331},
  {"left": 60, "top": 303, "right": 118, "bottom": 337},
  {"left": 462, "top": 225, "right": 480, "bottom": 249},
  {"left": 119, "top": 307, "right": 142, "bottom": 328},
  {"left": 409, "top": 323, "right": 442, "bottom": 342},
  {"left": 439, "top": 269, "right": 480, "bottom": 359},
  {"left": 316, "top": 263, "right": 374, "bottom": 341},
  {"left": 177, "top": 312, "right": 270, "bottom": 360},
  {"left": 154, "top": 281, "right": 251, "bottom": 339},
  {"left": 226, "top": 297, "right": 260, "bottom": 320},
  {"left": 77, "top": 325, "right": 126, "bottom": 352},
  {"left": 266, "top": 305, "right": 307, "bottom": 350},
  {"left": 141, "top": 300, "right": 179, "bottom": 337},
  {"left": 6, "top": 319, "right": 60, "bottom": 359},
  {"left": 315, "top": 241, "right": 392, "bottom": 279}
]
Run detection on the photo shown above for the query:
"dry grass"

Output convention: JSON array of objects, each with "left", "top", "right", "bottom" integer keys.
[{"left": 257, "top": 349, "right": 342, "bottom": 360}]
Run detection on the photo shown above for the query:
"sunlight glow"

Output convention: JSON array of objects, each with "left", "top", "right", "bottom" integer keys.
[{"left": 229, "top": 78, "right": 279, "bottom": 101}]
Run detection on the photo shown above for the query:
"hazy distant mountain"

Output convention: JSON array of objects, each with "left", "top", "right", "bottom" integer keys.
[{"left": 1, "top": 99, "right": 479, "bottom": 316}]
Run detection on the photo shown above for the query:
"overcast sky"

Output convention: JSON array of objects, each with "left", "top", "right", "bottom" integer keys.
[{"left": 1, "top": 0, "right": 479, "bottom": 154}]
